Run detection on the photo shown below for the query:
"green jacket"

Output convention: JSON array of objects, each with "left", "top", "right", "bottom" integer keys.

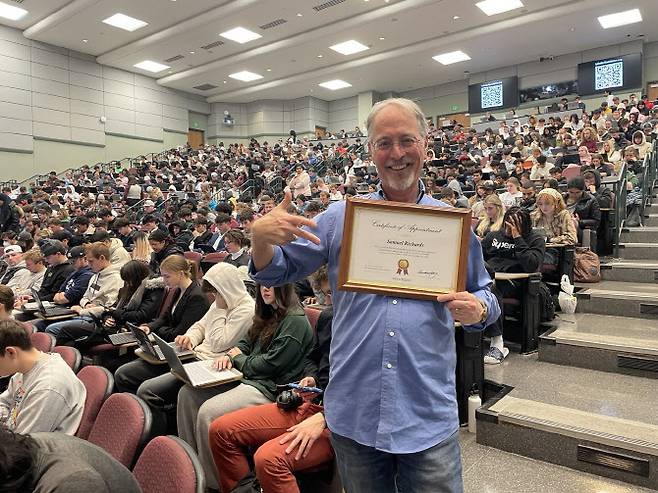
[{"left": 231, "top": 305, "right": 313, "bottom": 400}]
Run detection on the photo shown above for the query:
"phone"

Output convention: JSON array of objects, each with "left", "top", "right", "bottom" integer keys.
[{"left": 287, "top": 383, "right": 323, "bottom": 394}]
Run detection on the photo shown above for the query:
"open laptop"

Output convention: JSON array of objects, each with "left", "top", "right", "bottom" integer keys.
[
  {"left": 107, "top": 325, "right": 138, "bottom": 346},
  {"left": 30, "top": 289, "right": 77, "bottom": 317},
  {"left": 153, "top": 333, "right": 243, "bottom": 388},
  {"left": 129, "top": 323, "right": 195, "bottom": 361}
]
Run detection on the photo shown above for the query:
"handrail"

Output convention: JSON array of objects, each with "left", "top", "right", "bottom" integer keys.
[{"left": 638, "top": 142, "right": 658, "bottom": 223}]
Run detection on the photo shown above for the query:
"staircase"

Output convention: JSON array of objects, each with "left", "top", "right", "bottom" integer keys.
[{"left": 476, "top": 188, "right": 658, "bottom": 489}]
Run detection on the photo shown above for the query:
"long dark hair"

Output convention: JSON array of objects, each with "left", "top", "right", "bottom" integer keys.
[
  {"left": 248, "top": 284, "right": 299, "bottom": 350},
  {"left": 117, "top": 260, "right": 152, "bottom": 306}
]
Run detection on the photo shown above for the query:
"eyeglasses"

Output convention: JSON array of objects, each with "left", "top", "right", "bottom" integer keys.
[{"left": 371, "top": 137, "right": 421, "bottom": 152}]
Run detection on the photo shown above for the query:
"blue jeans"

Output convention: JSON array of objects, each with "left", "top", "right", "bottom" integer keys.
[
  {"left": 44, "top": 316, "right": 94, "bottom": 337},
  {"left": 330, "top": 431, "right": 463, "bottom": 493}
]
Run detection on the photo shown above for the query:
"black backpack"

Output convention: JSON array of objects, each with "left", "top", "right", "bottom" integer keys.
[{"left": 537, "top": 281, "right": 555, "bottom": 322}]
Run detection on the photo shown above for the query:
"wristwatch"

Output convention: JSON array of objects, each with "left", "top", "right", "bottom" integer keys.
[{"left": 478, "top": 299, "right": 488, "bottom": 324}]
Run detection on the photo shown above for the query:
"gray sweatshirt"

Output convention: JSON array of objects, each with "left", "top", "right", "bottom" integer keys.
[{"left": 0, "top": 352, "right": 86, "bottom": 434}]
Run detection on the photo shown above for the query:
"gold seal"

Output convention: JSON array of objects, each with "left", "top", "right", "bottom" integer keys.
[{"left": 396, "top": 259, "right": 410, "bottom": 275}]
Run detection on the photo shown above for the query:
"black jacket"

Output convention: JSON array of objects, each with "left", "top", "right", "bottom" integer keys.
[
  {"left": 146, "top": 282, "right": 209, "bottom": 341},
  {"left": 302, "top": 306, "right": 332, "bottom": 391},
  {"left": 110, "top": 278, "right": 165, "bottom": 326},
  {"left": 149, "top": 242, "right": 184, "bottom": 274},
  {"left": 589, "top": 170, "right": 614, "bottom": 210},
  {"left": 0, "top": 194, "right": 19, "bottom": 234},
  {"left": 568, "top": 191, "right": 601, "bottom": 230},
  {"left": 38, "top": 262, "right": 75, "bottom": 302},
  {"left": 191, "top": 231, "right": 213, "bottom": 250},
  {"left": 482, "top": 230, "right": 545, "bottom": 273}
]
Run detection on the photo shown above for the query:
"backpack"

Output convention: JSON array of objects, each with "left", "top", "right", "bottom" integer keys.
[
  {"left": 537, "top": 281, "right": 555, "bottom": 322},
  {"left": 573, "top": 247, "right": 601, "bottom": 283}
]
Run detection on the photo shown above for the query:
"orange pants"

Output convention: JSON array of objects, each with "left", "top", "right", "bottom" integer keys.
[{"left": 209, "top": 401, "right": 334, "bottom": 493}]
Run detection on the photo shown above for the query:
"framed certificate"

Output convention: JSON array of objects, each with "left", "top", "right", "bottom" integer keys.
[{"left": 338, "top": 197, "right": 472, "bottom": 300}]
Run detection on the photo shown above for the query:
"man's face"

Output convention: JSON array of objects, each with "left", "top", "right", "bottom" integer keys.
[
  {"left": 149, "top": 240, "right": 165, "bottom": 253},
  {"left": 218, "top": 222, "right": 231, "bottom": 234},
  {"left": 142, "top": 222, "right": 156, "bottom": 233},
  {"left": 76, "top": 223, "right": 88, "bottom": 234},
  {"left": 118, "top": 225, "right": 131, "bottom": 236},
  {"left": 86, "top": 254, "right": 105, "bottom": 273},
  {"left": 262, "top": 201, "right": 275, "bottom": 214},
  {"left": 25, "top": 259, "right": 42, "bottom": 273},
  {"left": 568, "top": 188, "right": 583, "bottom": 203},
  {"left": 4, "top": 251, "right": 21, "bottom": 266},
  {"left": 45, "top": 254, "right": 61, "bottom": 267},
  {"left": 369, "top": 105, "right": 425, "bottom": 196},
  {"left": 584, "top": 175, "right": 596, "bottom": 189},
  {"left": 73, "top": 257, "right": 87, "bottom": 270},
  {"left": 521, "top": 187, "right": 535, "bottom": 201}
]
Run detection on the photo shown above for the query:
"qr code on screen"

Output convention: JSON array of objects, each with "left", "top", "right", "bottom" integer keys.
[
  {"left": 481, "top": 82, "right": 503, "bottom": 109},
  {"left": 595, "top": 61, "right": 623, "bottom": 91}
]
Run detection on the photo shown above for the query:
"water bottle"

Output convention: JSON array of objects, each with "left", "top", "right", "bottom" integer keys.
[{"left": 468, "top": 384, "right": 481, "bottom": 434}]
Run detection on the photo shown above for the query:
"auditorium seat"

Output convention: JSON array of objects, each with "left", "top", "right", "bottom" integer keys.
[
  {"left": 132, "top": 435, "right": 206, "bottom": 493},
  {"left": 87, "top": 393, "right": 152, "bottom": 468},
  {"left": 53, "top": 346, "right": 82, "bottom": 372},
  {"left": 303, "top": 306, "right": 321, "bottom": 331},
  {"left": 75, "top": 365, "right": 114, "bottom": 440},
  {"left": 31, "top": 332, "right": 55, "bottom": 353}
]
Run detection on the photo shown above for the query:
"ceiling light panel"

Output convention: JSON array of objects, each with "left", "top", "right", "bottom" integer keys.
[
  {"left": 319, "top": 79, "right": 352, "bottom": 90},
  {"left": 229, "top": 70, "right": 263, "bottom": 82},
  {"left": 476, "top": 0, "right": 524, "bottom": 16},
  {"left": 102, "top": 13, "right": 148, "bottom": 32},
  {"left": 598, "top": 9, "right": 642, "bottom": 29},
  {"left": 432, "top": 50, "right": 471, "bottom": 65},
  {"left": 0, "top": 1, "right": 27, "bottom": 21},
  {"left": 329, "top": 40, "right": 369, "bottom": 55},
  {"left": 220, "top": 27, "right": 262, "bottom": 44},
  {"left": 133, "top": 60, "right": 170, "bottom": 73}
]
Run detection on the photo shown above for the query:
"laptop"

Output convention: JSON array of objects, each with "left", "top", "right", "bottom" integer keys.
[
  {"left": 129, "top": 323, "right": 195, "bottom": 361},
  {"left": 107, "top": 327, "right": 137, "bottom": 346},
  {"left": 30, "top": 289, "right": 77, "bottom": 317},
  {"left": 153, "top": 333, "right": 243, "bottom": 388}
]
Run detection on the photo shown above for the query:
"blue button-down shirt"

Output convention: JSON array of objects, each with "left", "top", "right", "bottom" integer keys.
[{"left": 250, "top": 190, "right": 500, "bottom": 453}]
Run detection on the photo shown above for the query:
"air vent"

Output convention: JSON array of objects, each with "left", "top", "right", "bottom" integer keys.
[
  {"left": 11, "top": 0, "right": 25, "bottom": 3},
  {"left": 313, "top": 0, "right": 347, "bottom": 12},
  {"left": 259, "top": 18, "right": 287, "bottom": 30},
  {"left": 577, "top": 445, "right": 649, "bottom": 477},
  {"left": 617, "top": 354, "right": 658, "bottom": 373},
  {"left": 201, "top": 40, "right": 224, "bottom": 50},
  {"left": 164, "top": 55, "right": 184, "bottom": 63},
  {"left": 193, "top": 84, "right": 218, "bottom": 91}
]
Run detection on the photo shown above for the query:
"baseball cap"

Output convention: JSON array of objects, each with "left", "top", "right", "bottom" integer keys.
[
  {"left": 66, "top": 246, "right": 86, "bottom": 260},
  {"left": 3, "top": 245, "right": 22, "bottom": 257},
  {"left": 40, "top": 240, "right": 66, "bottom": 257},
  {"left": 144, "top": 200, "right": 155, "bottom": 207}
]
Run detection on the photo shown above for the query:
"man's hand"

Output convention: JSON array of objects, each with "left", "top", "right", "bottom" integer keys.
[
  {"left": 252, "top": 191, "right": 320, "bottom": 247},
  {"left": 436, "top": 292, "right": 486, "bottom": 325},
  {"left": 139, "top": 324, "right": 151, "bottom": 335},
  {"left": 71, "top": 305, "right": 83, "bottom": 314},
  {"left": 279, "top": 412, "right": 326, "bottom": 460},
  {"left": 175, "top": 335, "right": 193, "bottom": 350}
]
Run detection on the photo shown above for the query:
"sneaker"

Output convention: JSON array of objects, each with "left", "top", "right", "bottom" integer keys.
[{"left": 484, "top": 346, "right": 509, "bottom": 365}]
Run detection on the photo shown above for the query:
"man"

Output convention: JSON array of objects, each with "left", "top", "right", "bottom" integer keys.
[
  {"left": 237, "top": 210, "right": 255, "bottom": 236},
  {"left": 90, "top": 229, "right": 131, "bottom": 270},
  {"left": 519, "top": 180, "right": 537, "bottom": 212},
  {"left": 249, "top": 98, "right": 499, "bottom": 492},
  {"left": 0, "top": 319, "right": 86, "bottom": 434},
  {"left": 12, "top": 249, "right": 47, "bottom": 298},
  {"left": 36, "top": 240, "right": 76, "bottom": 302},
  {"left": 113, "top": 217, "right": 136, "bottom": 250},
  {"left": 208, "top": 213, "right": 232, "bottom": 252},
  {"left": 44, "top": 242, "right": 123, "bottom": 342},
  {"left": 53, "top": 246, "right": 94, "bottom": 307},
  {"left": 0, "top": 246, "right": 31, "bottom": 294},
  {"left": 565, "top": 176, "right": 601, "bottom": 242}
]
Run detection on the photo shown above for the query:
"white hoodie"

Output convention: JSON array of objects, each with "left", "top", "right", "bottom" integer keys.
[{"left": 184, "top": 262, "right": 255, "bottom": 360}]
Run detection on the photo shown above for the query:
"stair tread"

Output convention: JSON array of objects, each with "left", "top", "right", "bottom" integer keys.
[
  {"left": 546, "top": 327, "right": 658, "bottom": 356},
  {"left": 623, "top": 226, "right": 658, "bottom": 231},
  {"left": 620, "top": 242, "right": 658, "bottom": 247},
  {"left": 603, "top": 259, "right": 658, "bottom": 268},
  {"left": 580, "top": 280, "right": 658, "bottom": 298},
  {"left": 489, "top": 396, "right": 658, "bottom": 455}
]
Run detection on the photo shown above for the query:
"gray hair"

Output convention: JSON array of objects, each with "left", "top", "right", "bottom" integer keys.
[{"left": 366, "top": 98, "right": 428, "bottom": 142}]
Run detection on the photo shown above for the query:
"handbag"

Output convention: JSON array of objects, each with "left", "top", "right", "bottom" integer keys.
[{"left": 573, "top": 247, "right": 601, "bottom": 283}]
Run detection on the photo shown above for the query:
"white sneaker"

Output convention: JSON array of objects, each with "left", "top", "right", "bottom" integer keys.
[{"left": 484, "top": 346, "right": 509, "bottom": 365}]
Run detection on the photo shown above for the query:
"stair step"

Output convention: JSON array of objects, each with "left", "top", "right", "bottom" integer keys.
[
  {"left": 621, "top": 227, "right": 658, "bottom": 243},
  {"left": 577, "top": 281, "right": 658, "bottom": 319},
  {"left": 478, "top": 360, "right": 658, "bottom": 489},
  {"left": 643, "top": 214, "right": 658, "bottom": 226},
  {"left": 601, "top": 260, "right": 658, "bottom": 283},
  {"left": 539, "top": 313, "right": 658, "bottom": 378},
  {"left": 618, "top": 243, "right": 658, "bottom": 260}
]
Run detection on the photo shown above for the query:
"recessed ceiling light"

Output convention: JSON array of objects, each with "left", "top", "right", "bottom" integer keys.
[
  {"left": 266, "top": 68, "right": 272, "bottom": 72},
  {"left": 82, "top": 39, "right": 88, "bottom": 43},
  {"left": 133, "top": 60, "right": 170, "bottom": 73},
  {"left": 297, "top": 12, "right": 303, "bottom": 17},
  {"left": 102, "top": 13, "right": 148, "bottom": 32},
  {"left": 317, "top": 54, "right": 323, "bottom": 58},
  {"left": 319, "top": 79, "right": 352, "bottom": 90},
  {"left": 223, "top": 80, "right": 227, "bottom": 83},
  {"left": 189, "top": 51, "right": 195, "bottom": 54},
  {"left": 598, "top": 8, "right": 642, "bottom": 29},
  {"left": 0, "top": 1, "right": 27, "bottom": 21},
  {"left": 453, "top": 15, "right": 460, "bottom": 20},
  {"left": 432, "top": 50, "right": 471, "bottom": 65},
  {"left": 220, "top": 27, "right": 262, "bottom": 44},
  {"left": 476, "top": 0, "right": 523, "bottom": 16},
  {"left": 329, "top": 40, "right": 369, "bottom": 55},
  {"left": 229, "top": 70, "right": 263, "bottom": 82}
]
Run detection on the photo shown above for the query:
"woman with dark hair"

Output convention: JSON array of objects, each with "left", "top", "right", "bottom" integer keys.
[
  {"left": 0, "top": 429, "right": 141, "bottom": 492},
  {"left": 177, "top": 283, "right": 314, "bottom": 490},
  {"left": 148, "top": 229, "right": 184, "bottom": 274},
  {"left": 481, "top": 207, "right": 545, "bottom": 364}
]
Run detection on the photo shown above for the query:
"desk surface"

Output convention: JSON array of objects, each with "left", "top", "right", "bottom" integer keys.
[{"left": 495, "top": 272, "right": 537, "bottom": 280}]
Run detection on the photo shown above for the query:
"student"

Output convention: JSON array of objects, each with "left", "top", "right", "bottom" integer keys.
[
  {"left": 52, "top": 246, "right": 94, "bottom": 307},
  {"left": 223, "top": 229, "right": 251, "bottom": 268},
  {"left": 177, "top": 283, "right": 313, "bottom": 490},
  {"left": 209, "top": 267, "right": 333, "bottom": 493},
  {"left": 475, "top": 194, "right": 504, "bottom": 239},
  {"left": 136, "top": 263, "right": 255, "bottom": 434},
  {"left": 481, "top": 208, "right": 545, "bottom": 364},
  {"left": 0, "top": 319, "right": 86, "bottom": 434},
  {"left": 43, "top": 242, "right": 123, "bottom": 340},
  {"left": 0, "top": 245, "right": 30, "bottom": 291},
  {"left": 499, "top": 177, "right": 523, "bottom": 210},
  {"left": 13, "top": 249, "right": 47, "bottom": 298},
  {"left": 532, "top": 188, "right": 578, "bottom": 246},
  {"left": 114, "top": 255, "right": 209, "bottom": 393},
  {"left": 190, "top": 217, "right": 213, "bottom": 250},
  {"left": 36, "top": 240, "right": 75, "bottom": 302},
  {"left": 583, "top": 170, "right": 614, "bottom": 210},
  {"left": 565, "top": 176, "right": 601, "bottom": 242},
  {"left": 90, "top": 229, "right": 131, "bottom": 270},
  {"left": 148, "top": 229, "right": 184, "bottom": 275},
  {"left": 0, "top": 429, "right": 142, "bottom": 493}
]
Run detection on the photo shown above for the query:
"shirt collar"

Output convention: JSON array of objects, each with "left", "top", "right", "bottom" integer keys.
[{"left": 376, "top": 180, "right": 426, "bottom": 204}]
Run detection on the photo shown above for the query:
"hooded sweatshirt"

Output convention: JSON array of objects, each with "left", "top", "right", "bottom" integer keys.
[
  {"left": 78, "top": 266, "right": 124, "bottom": 317},
  {"left": 108, "top": 238, "right": 131, "bottom": 270},
  {"left": 184, "top": 263, "right": 255, "bottom": 360},
  {"left": 631, "top": 130, "right": 652, "bottom": 159}
]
